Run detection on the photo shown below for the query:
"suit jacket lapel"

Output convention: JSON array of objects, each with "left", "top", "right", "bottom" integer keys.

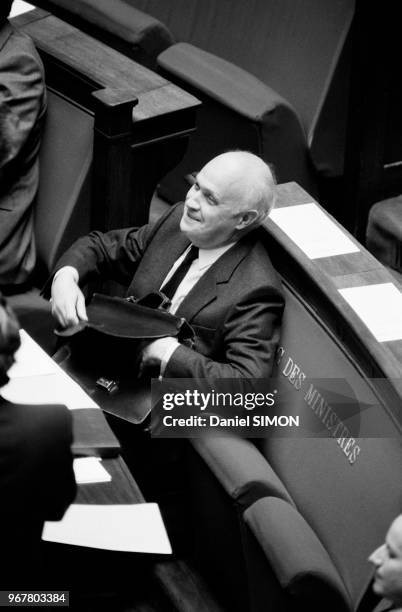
[
  {"left": 130, "top": 229, "right": 190, "bottom": 296},
  {"left": 0, "top": 22, "right": 12, "bottom": 50},
  {"left": 151, "top": 232, "right": 190, "bottom": 290},
  {"left": 175, "top": 268, "right": 217, "bottom": 321},
  {"left": 176, "top": 234, "right": 254, "bottom": 322}
]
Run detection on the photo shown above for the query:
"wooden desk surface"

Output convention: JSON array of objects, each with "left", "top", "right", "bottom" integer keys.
[
  {"left": 266, "top": 182, "right": 402, "bottom": 412},
  {"left": 76, "top": 456, "right": 145, "bottom": 505},
  {"left": 5, "top": 330, "right": 143, "bottom": 505},
  {"left": 13, "top": 8, "right": 201, "bottom": 229},
  {"left": 14, "top": 9, "right": 199, "bottom": 121}
]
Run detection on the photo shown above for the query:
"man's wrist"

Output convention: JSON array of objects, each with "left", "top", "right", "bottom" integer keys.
[
  {"left": 53, "top": 266, "right": 79, "bottom": 285},
  {"left": 160, "top": 338, "right": 180, "bottom": 377}
]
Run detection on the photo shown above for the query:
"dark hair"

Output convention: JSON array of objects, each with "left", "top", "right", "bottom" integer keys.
[
  {"left": 0, "top": 294, "right": 21, "bottom": 387},
  {"left": 0, "top": 1, "right": 13, "bottom": 24}
]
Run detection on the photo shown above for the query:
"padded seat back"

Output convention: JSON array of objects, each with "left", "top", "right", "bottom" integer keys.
[
  {"left": 258, "top": 281, "right": 402, "bottom": 606},
  {"left": 243, "top": 497, "right": 352, "bottom": 612},
  {"left": 129, "top": 0, "right": 354, "bottom": 175},
  {"left": 34, "top": 89, "right": 93, "bottom": 278},
  {"left": 32, "top": 0, "right": 354, "bottom": 183},
  {"left": 34, "top": 0, "right": 354, "bottom": 175},
  {"left": 5, "top": 89, "right": 94, "bottom": 353}
]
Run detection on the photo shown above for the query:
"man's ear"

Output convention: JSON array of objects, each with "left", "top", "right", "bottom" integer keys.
[{"left": 235, "top": 209, "right": 259, "bottom": 230}]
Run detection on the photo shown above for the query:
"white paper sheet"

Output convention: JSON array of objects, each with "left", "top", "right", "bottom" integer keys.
[
  {"left": 8, "top": 330, "right": 60, "bottom": 378},
  {"left": 270, "top": 203, "right": 360, "bottom": 259},
  {"left": 3, "top": 330, "right": 99, "bottom": 409},
  {"left": 42, "top": 504, "right": 172, "bottom": 554},
  {"left": 1, "top": 372, "right": 98, "bottom": 410},
  {"left": 10, "top": 1, "right": 35, "bottom": 17},
  {"left": 339, "top": 283, "right": 402, "bottom": 342},
  {"left": 73, "top": 458, "right": 111, "bottom": 484}
]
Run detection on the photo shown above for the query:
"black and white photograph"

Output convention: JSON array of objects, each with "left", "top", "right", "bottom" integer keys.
[{"left": 1, "top": 1, "right": 401, "bottom": 610}]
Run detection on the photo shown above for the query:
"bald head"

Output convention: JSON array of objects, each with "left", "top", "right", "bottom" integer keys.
[
  {"left": 181, "top": 151, "right": 276, "bottom": 249},
  {"left": 204, "top": 151, "right": 276, "bottom": 219}
]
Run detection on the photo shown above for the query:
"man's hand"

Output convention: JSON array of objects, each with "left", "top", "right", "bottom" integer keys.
[
  {"left": 51, "top": 267, "right": 88, "bottom": 328},
  {"left": 139, "top": 337, "right": 179, "bottom": 376}
]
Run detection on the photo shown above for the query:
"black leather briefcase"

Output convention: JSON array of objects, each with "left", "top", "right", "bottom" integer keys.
[{"left": 54, "top": 292, "right": 194, "bottom": 424}]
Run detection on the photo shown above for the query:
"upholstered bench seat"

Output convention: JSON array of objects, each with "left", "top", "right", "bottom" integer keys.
[
  {"left": 243, "top": 497, "right": 352, "bottom": 612},
  {"left": 191, "top": 436, "right": 294, "bottom": 509}
]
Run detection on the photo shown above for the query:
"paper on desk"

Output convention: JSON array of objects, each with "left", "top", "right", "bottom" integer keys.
[
  {"left": 42, "top": 503, "right": 172, "bottom": 554},
  {"left": 10, "top": 1, "right": 35, "bottom": 17},
  {"left": 339, "top": 283, "right": 402, "bottom": 342},
  {"left": 0, "top": 372, "right": 98, "bottom": 410},
  {"left": 73, "top": 458, "right": 111, "bottom": 484},
  {"left": 270, "top": 203, "right": 360, "bottom": 259},
  {"left": 8, "top": 330, "right": 60, "bottom": 378}
]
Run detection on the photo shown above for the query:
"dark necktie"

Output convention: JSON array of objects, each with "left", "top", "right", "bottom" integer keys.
[{"left": 161, "top": 245, "right": 199, "bottom": 300}]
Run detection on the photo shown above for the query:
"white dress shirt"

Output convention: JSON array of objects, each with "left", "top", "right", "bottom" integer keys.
[{"left": 159, "top": 242, "right": 235, "bottom": 372}]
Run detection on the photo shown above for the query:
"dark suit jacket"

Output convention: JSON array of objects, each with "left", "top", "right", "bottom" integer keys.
[
  {"left": 0, "top": 21, "right": 46, "bottom": 286},
  {"left": 54, "top": 203, "right": 285, "bottom": 379},
  {"left": 0, "top": 398, "right": 76, "bottom": 587}
]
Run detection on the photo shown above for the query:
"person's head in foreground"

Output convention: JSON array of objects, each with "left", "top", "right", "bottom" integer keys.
[
  {"left": 0, "top": 293, "right": 20, "bottom": 388},
  {"left": 180, "top": 151, "right": 276, "bottom": 249},
  {"left": 369, "top": 514, "right": 402, "bottom": 605}
]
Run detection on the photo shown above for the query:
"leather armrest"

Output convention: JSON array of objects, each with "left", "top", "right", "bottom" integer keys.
[
  {"left": 191, "top": 436, "right": 294, "bottom": 508},
  {"left": 244, "top": 497, "right": 352, "bottom": 611},
  {"left": 158, "top": 42, "right": 297, "bottom": 121}
]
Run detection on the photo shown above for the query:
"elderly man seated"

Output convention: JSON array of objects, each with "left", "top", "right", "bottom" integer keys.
[
  {"left": 50, "top": 151, "right": 284, "bottom": 381},
  {"left": 48, "top": 151, "right": 284, "bottom": 549}
]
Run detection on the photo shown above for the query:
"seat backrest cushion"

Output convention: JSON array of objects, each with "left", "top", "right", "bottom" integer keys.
[
  {"left": 128, "top": 0, "right": 354, "bottom": 137},
  {"left": 244, "top": 496, "right": 352, "bottom": 612},
  {"left": 35, "top": 89, "right": 93, "bottom": 276}
]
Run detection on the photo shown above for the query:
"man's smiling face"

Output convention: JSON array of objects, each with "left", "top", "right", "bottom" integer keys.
[{"left": 180, "top": 154, "right": 253, "bottom": 249}]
